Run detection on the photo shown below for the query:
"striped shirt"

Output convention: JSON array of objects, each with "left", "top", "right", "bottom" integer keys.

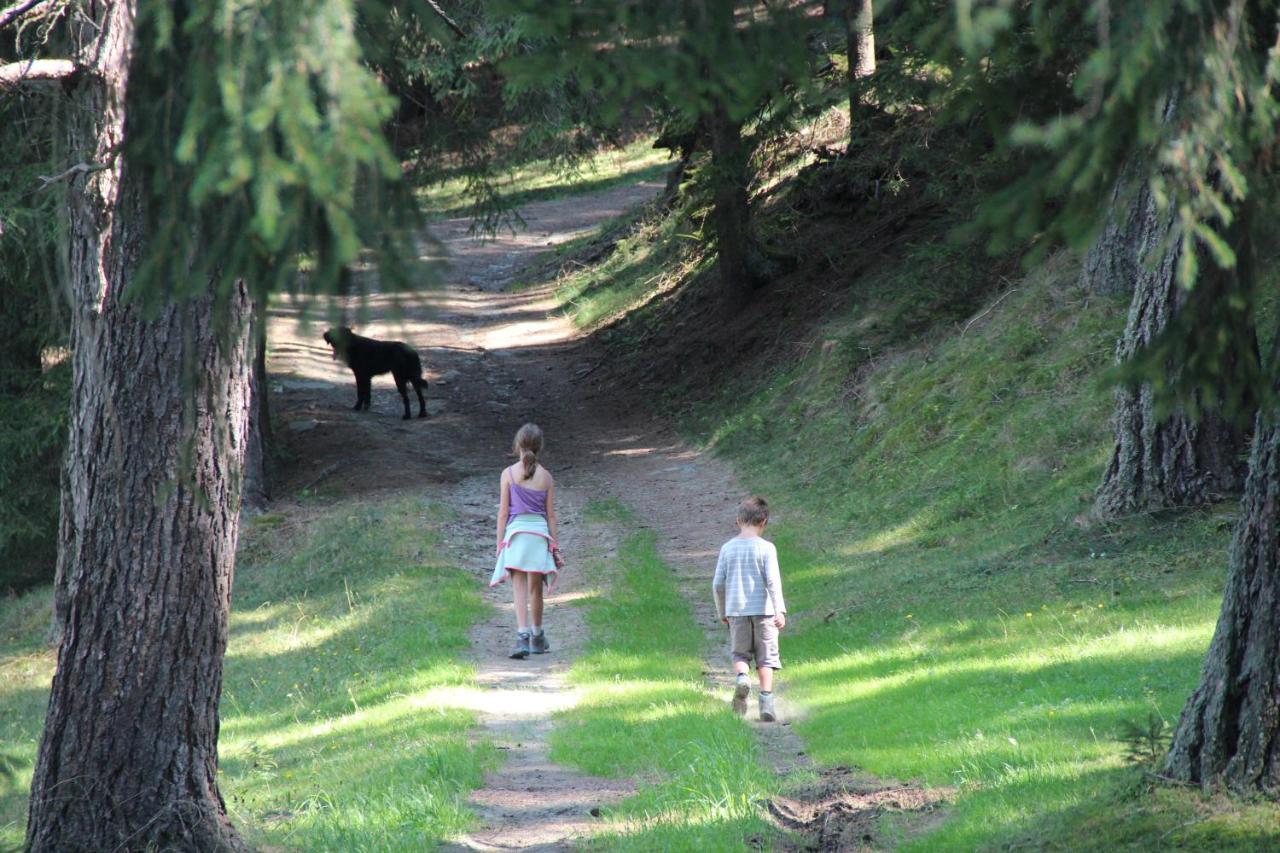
[{"left": 712, "top": 536, "right": 786, "bottom": 619}]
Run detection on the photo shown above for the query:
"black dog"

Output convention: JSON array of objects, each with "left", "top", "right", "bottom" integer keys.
[{"left": 323, "top": 327, "right": 429, "bottom": 419}]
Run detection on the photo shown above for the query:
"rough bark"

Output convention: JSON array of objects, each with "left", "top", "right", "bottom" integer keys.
[
  {"left": 1078, "top": 160, "right": 1160, "bottom": 297},
  {"left": 697, "top": 0, "right": 762, "bottom": 309},
  {"left": 707, "top": 98, "right": 759, "bottom": 307},
  {"left": 29, "top": 2, "right": 252, "bottom": 849},
  {"left": 241, "top": 300, "right": 271, "bottom": 516},
  {"left": 1164, "top": 415, "right": 1280, "bottom": 791},
  {"left": 844, "top": 0, "right": 875, "bottom": 86},
  {"left": 1093, "top": 191, "right": 1247, "bottom": 518}
]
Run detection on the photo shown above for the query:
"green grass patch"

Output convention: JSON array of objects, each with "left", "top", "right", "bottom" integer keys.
[
  {"left": 668, "top": 246, "right": 1280, "bottom": 847},
  {"left": 419, "top": 138, "right": 673, "bottom": 221},
  {"left": 582, "top": 496, "right": 636, "bottom": 524},
  {"left": 0, "top": 496, "right": 494, "bottom": 850},
  {"left": 550, "top": 530, "right": 780, "bottom": 850},
  {"left": 552, "top": 204, "right": 710, "bottom": 329}
]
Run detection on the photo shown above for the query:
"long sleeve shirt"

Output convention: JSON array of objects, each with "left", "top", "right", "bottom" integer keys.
[{"left": 712, "top": 535, "right": 786, "bottom": 619}]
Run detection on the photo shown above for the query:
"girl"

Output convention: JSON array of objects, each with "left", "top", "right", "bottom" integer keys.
[{"left": 490, "top": 423, "right": 562, "bottom": 659}]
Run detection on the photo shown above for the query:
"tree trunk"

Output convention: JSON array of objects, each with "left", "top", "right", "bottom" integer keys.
[
  {"left": 698, "top": 0, "right": 761, "bottom": 308},
  {"left": 707, "top": 99, "right": 758, "bottom": 307},
  {"left": 1078, "top": 160, "right": 1159, "bottom": 297},
  {"left": 242, "top": 299, "right": 271, "bottom": 516},
  {"left": 28, "top": 3, "right": 253, "bottom": 850},
  {"left": 1093, "top": 190, "right": 1247, "bottom": 518},
  {"left": 1164, "top": 413, "right": 1280, "bottom": 790},
  {"left": 844, "top": 0, "right": 875, "bottom": 89}
]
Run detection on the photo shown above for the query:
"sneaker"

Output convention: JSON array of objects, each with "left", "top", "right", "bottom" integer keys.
[
  {"left": 759, "top": 692, "right": 777, "bottom": 723},
  {"left": 531, "top": 630, "right": 550, "bottom": 654},
  {"left": 732, "top": 678, "right": 750, "bottom": 716},
  {"left": 509, "top": 631, "right": 531, "bottom": 659}
]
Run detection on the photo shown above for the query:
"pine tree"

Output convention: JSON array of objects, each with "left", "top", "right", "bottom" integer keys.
[
  {"left": 946, "top": 0, "right": 1280, "bottom": 792},
  {"left": 503, "top": 0, "right": 817, "bottom": 308},
  {"left": 4, "top": 1, "right": 421, "bottom": 847}
]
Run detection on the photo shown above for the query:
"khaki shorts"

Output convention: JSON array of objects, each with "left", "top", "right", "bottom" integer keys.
[{"left": 728, "top": 615, "right": 782, "bottom": 670}]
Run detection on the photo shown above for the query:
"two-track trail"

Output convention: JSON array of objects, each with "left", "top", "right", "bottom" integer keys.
[{"left": 266, "top": 177, "right": 812, "bottom": 849}]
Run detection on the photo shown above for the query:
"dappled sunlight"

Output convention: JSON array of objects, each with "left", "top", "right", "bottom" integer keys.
[
  {"left": 414, "top": 684, "right": 582, "bottom": 717},
  {"left": 226, "top": 602, "right": 371, "bottom": 661},
  {"left": 479, "top": 317, "right": 575, "bottom": 350},
  {"left": 222, "top": 688, "right": 475, "bottom": 755},
  {"left": 793, "top": 618, "right": 1212, "bottom": 709},
  {"left": 838, "top": 509, "right": 937, "bottom": 556}
]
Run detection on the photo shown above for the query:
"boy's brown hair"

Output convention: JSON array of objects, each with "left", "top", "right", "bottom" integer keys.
[{"left": 737, "top": 496, "right": 769, "bottom": 527}]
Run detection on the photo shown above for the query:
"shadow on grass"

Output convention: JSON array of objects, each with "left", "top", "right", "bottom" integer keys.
[
  {"left": 424, "top": 159, "right": 671, "bottom": 222},
  {"left": 981, "top": 764, "right": 1280, "bottom": 851}
]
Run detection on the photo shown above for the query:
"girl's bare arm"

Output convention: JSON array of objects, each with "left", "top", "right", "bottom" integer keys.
[
  {"left": 496, "top": 469, "right": 510, "bottom": 555},
  {"left": 546, "top": 478, "right": 558, "bottom": 543}
]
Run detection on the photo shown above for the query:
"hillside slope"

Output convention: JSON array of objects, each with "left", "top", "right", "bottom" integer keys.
[{"left": 540, "top": 127, "right": 1277, "bottom": 848}]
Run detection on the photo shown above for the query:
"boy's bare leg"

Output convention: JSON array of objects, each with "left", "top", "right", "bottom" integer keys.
[
  {"left": 529, "top": 574, "right": 544, "bottom": 626},
  {"left": 733, "top": 661, "right": 750, "bottom": 676},
  {"left": 511, "top": 571, "right": 530, "bottom": 631},
  {"left": 758, "top": 666, "right": 773, "bottom": 692}
]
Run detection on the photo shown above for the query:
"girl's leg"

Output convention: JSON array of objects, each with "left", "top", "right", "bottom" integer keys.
[
  {"left": 511, "top": 571, "right": 530, "bottom": 631},
  {"left": 529, "top": 573, "right": 545, "bottom": 628}
]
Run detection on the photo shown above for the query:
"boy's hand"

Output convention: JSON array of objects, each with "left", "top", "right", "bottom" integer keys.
[
  {"left": 721, "top": 617, "right": 729, "bottom": 625},
  {"left": 774, "top": 613, "right": 786, "bottom": 630}
]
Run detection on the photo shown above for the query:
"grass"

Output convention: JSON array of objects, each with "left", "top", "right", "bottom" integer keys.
[
  {"left": 673, "top": 247, "right": 1274, "bottom": 848},
  {"left": 544, "top": 157, "right": 1278, "bottom": 844},
  {"left": 552, "top": 205, "right": 710, "bottom": 329},
  {"left": 549, "top": 521, "right": 781, "bottom": 850},
  {"left": 418, "top": 138, "right": 673, "bottom": 222},
  {"left": 0, "top": 496, "right": 494, "bottom": 850}
]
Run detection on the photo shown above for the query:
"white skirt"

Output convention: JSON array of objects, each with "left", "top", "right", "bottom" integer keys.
[{"left": 490, "top": 514, "right": 557, "bottom": 589}]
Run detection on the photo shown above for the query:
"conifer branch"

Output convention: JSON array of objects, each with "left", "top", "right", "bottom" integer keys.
[
  {"left": 0, "top": 0, "right": 48, "bottom": 31},
  {"left": 425, "top": 0, "right": 466, "bottom": 39},
  {"left": 37, "top": 161, "right": 108, "bottom": 188},
  {"left": 0, "top": 58, "right": 79, "bottom": 88}
]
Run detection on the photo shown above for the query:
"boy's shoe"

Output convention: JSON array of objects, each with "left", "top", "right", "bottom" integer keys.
[
  {"left": 758, "top": 692, "right": 777, "bottom": 722},
  {"left": 732, "top": 678, "right": 750, "bottom": 716},
  {"left": 531, "top": 630, "right": 550, "bottom": 654},
  {"left": 509, "top": 632, "right": 531, "bottom": 659}
]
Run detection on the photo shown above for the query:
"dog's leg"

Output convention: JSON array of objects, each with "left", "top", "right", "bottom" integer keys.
[
  {"left": 355, "top": 373, "right": 372, "bottom": 411},
  {"left": 394, "top": 376, "right": 411, "bottom": 420},
  {"left": 413, "top": 378, "right": 428, "bottom": 418}
]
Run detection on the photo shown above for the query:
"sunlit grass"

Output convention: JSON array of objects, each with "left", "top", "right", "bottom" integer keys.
[
  {"left": 418, "top": 138, "right": 673, "bottom": 220},
  {"left": 550, "top": 530, "right": 781, "bottom": 850},
  {"left": 671, "top": 246, "right": 1276, "bottom": 847},
  {"left": 552, "top": 204, "right": 713, "bottom": 329},
  {"left": 0, "top": 496, "right": 494, "bottom": 850}
]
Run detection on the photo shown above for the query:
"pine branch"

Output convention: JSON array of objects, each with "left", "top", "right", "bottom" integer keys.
[
  {"left": 37, "top": 161, "right": 108, "bottom": 188},
  {"left": 0, "top": 0, "right": 48, "bottom": 31},
  {"left": 425, "top": 0, "right": 465, "bottom": 39},
  {"left": 0, "top": 58, "right": 79, "bottom": 88}
]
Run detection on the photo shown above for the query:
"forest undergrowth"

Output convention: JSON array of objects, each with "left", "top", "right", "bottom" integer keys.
[
  {"left": 538, "top": 109, "right": 1280, "bottom": 849},
  {"left": 0, "top": 497, "right": 493, "bottom": 850}
]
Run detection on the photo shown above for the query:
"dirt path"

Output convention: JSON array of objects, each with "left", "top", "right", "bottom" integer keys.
[{"left": 267, "top": 178, "right": 818, "bottom": 848}]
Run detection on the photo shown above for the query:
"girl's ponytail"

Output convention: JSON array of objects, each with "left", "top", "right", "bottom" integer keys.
[{"left": 513, "top": 423, "right": 544, "bottom": 480}]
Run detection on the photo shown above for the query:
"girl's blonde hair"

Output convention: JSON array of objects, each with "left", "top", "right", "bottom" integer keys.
[{"left": 513, "top": 423, "right": 544, "bottom": 480}]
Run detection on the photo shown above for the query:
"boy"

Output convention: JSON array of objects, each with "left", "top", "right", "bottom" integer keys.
[{"left": 712, "top": 496, "right": 787, "bottom": 722}]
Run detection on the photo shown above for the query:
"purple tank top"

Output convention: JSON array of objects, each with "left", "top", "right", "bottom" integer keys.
[{"left": 509, "top": 480, "right": 548, "bottom": 517}]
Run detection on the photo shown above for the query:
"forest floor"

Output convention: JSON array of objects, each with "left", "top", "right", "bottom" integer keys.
[{"left": 264, "top": 178, "right": 939, "bottom": 849}]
